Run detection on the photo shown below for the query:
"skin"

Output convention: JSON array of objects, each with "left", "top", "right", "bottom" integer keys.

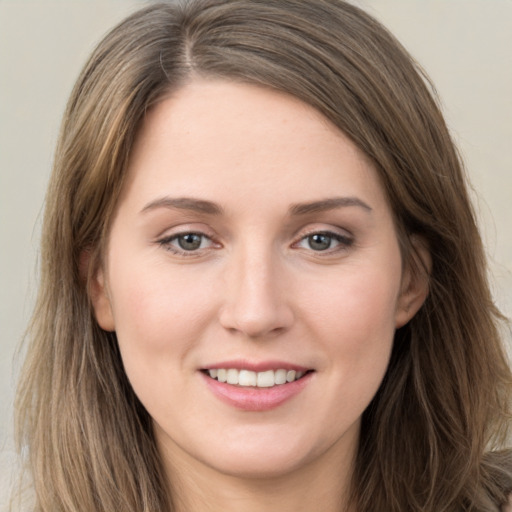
[{"left": 91, "top": 79, "right": 429, "bottom": 512}]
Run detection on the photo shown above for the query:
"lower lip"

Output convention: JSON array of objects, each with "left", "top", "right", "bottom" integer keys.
[{"left": 201, "top": 372, "right": 313, "bottom": 411}]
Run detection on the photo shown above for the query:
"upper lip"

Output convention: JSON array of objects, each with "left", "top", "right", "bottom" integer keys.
[{"left": 201, "top": 360, "right": 312, "bottom": 373}]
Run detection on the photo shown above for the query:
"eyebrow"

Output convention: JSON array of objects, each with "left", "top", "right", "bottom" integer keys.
[
  {"left": 141, "top": 196, "right": 223, "bottom": 215},
  {"left": 140, "top": 195, "right": 372, "bottom": 216},
  {"left": 288, "top": 197, "right": 373, "bottom": 215}
]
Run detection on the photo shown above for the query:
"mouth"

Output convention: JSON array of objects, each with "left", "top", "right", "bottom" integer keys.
[
  {"left": 200, "top": 361, "right": 315, "bottom": 410},
  {"left": 201, "top": 368, "right": 314, "bottom": 388}
]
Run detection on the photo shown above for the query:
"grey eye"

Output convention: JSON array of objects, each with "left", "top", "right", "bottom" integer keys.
[
  {"left": 177, "top": 233, "right": 204, "bottom": 251},
  {"left": 307, "top": 233, "right": 332, "bottom": 251}
]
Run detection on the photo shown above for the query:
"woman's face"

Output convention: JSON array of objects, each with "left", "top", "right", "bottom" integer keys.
[{"left": 92, "top": 79, "right": 426, "bottom": 480}]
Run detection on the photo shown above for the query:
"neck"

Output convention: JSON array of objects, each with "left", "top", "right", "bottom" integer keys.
[{"left": 159, "top": 434, "right": 358, "bottom": 512}]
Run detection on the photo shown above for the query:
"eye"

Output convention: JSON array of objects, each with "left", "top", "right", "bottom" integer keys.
[
  {"left": 295, "top": 231, "right": 353, "bottom": 252},
  {"left": 158, "top": 232, "right": 215, "bottom": 254},
  {"left": 175, "top": 233, "right": 206, "bottom": 251}
]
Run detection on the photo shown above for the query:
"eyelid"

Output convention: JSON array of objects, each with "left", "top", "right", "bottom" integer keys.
[
  {"left": 154, "top": 221, "right": 216, "bottom": 239},
  {"left": 294, "top": 223, "right": 353, "bottom": 241}
]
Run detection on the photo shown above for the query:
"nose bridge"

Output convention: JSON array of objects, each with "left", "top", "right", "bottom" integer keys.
[{"left": 219, "top": 237, "right": 293, "bottom": 337}]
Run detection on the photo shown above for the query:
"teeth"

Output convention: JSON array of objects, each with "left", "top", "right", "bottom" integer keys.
[
  {"left": 239, "top": 370, "right": 257, "bottom": 386},
  {"left": 257, "top": 370, "right": 275, "bottom": 388},
  {"left": 226, "top": 369, "right": 238, "bottom": 384},
  {"left": 206, "top": 368, "right": 308, "bottom": 387},
  {"left": 274, "top": 369, "right": 287, "bottom": 385}
]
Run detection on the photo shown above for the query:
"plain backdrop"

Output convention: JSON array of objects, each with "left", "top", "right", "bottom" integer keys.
[{"left": 1, "top": 0, "right": 511, "bottom": 506}]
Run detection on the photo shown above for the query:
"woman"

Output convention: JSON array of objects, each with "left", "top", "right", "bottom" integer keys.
[{"left": 14, "top": 0, "right": 512, "bottom": 510}]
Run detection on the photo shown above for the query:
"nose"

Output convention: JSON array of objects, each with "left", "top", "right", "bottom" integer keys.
[{"left": 219, "top": 246, "right": 294, "bottom": 338}]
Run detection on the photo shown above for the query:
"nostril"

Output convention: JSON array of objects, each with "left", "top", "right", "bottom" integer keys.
[{"left": 219, "top": 308, "right": 294, "bottom": 339}]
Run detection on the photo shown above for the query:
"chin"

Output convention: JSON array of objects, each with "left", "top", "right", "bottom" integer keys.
[
  {"left": 196, "top": 427, "right": 338, "bottom": 481},
  {"left": 205, "top": 450, "right": 311, "bottom": 480}
]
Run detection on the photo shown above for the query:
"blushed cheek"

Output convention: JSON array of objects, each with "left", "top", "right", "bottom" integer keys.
[
  {"left": 111, "top": 265, "right": 218, "bottom": 356},
  {"left": 110, "top": 280, "right": 190, "bottom": 405},
  {"left": 330, "top": 280, "right": 397, "bottom": 410},
  {"left": 307, "top": 271, "right": 399, "bottom": 365}
]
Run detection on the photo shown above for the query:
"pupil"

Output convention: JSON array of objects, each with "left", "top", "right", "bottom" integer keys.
[
  {"left": 309, "top": 234, "right": 331, "bottom": 251},
  {"left": 178, "top": 233, "right": 202, "bottom": 250}
]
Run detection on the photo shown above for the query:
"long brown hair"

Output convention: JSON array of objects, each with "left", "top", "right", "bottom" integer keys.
[{"left": 15, "top": 1, "right": 512, "bottom": 510}]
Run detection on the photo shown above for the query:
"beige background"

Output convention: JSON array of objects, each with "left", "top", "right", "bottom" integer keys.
[{"left": 1, "top": 0, "right": 511, "bottom": 504}]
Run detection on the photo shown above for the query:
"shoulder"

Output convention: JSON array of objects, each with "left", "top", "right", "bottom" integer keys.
[
  {"left": 502, "top": 494, "right": 512, "bottom": 512},
  {"left": 481, "top": 450, "right": 512, "bottom": 511}
]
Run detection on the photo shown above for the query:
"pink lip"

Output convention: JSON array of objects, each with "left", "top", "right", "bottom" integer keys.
[
  {"left": 200, "top": 370, "right": 314, "bottom": 412},
  {"left": 202, "top": 359, "right": 310, "bottom": 372}
]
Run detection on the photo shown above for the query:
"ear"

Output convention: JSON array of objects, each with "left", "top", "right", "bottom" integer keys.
[
  {"left": 395, "top": 236, "right": 431, "bottom": 328},
  {"left": 82, "top": 250, "right": 115, "bottom": 332}
]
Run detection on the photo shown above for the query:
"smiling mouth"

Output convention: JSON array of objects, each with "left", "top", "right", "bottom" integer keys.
[{"left": 202, "top": 368, "right": 313, "bottom": 388}]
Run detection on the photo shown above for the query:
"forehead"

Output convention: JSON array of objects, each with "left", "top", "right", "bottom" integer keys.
[{"left": 121, "top": 79, "right": 387, "bottom": 215}]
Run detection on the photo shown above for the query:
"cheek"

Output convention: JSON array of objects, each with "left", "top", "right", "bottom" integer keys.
[
  {"left": 309, "top": 265, "right": 400, "bottom": 337},
  {"left": 107, "top": 257, "right": 218, "bottom": 363},
  {"left": 106, "top": 260, "right": 221, "bottom": 424},
  {"left": 305, "top": 267, "right": 400, "bottom": 422},
  {"left": 300, "top": 260, "right": 401, "bottom": 379}
]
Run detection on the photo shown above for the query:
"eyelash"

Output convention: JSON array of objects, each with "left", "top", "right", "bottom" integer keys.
[
  {"left": 293, "top": 230, "right": 354, "bottom": 253},
  {"left": 158, "top": 232, "right": 217, "bottom": 256},
  {"left": 157, "top": 230, "right": 354, "bottom": 257}
]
